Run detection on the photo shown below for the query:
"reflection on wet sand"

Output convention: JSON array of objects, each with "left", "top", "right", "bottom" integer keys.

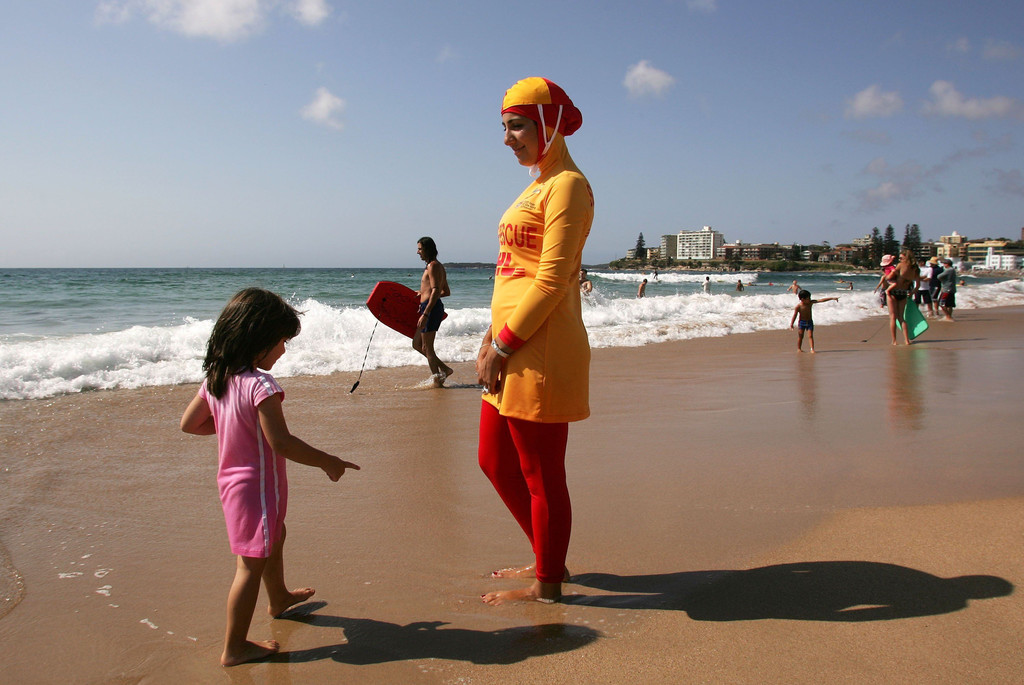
[{"left": 887, "top": 348, "right": 929, "bottom": 431}]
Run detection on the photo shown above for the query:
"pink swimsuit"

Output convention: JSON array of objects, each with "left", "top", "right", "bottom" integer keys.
[{"left": 200, "top": 370, "right": 288, "bottom": 558}]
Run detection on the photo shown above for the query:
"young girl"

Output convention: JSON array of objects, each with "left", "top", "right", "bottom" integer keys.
[{"left": 180, "top": 288, "right": 359, "bottom": 666}]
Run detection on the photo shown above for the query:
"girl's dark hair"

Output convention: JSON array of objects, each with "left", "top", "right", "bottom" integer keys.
[
  {"left": 418, "top": 236, "right": 438, "bottom": 262},
  {"left": 203, "top": 288, "right": 301, "bottom": 398}
]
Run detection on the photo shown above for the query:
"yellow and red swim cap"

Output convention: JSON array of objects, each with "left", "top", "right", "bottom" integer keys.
[{"left": 502, "top": 77, "right": 582, "bottom": 140}]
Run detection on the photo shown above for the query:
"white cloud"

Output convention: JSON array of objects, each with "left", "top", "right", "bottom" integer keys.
[
  {"left": 844, "top": 85, "right": 903, "bottom": 119},
  {"left": 883, "top": 32, "right": 905, "bottom": 49},
  {"left": 95, "top": 1, "right": 134, "bottom": 23},
  {"left": 623, "top": 60, "right": 675, "bottom": 98},
  {"left": 854, "top": 136, "right": 1012, "bottom": 213},
  {"left": 686, "top": 0, "right": 717, "bottom": 14},
  {"left": 95, "top": 0, "right": 331, "bottom": 42},
  {"left": 922, "top": 81, "right": 1022, "bottom": 120},
  {"left": 436, "top": 44, "right": 457, "bottom": 63},
  {"left": 855, "top": 158, "right": 923, "bottom": 211},
  {"left": 947, "top": 37, "right": 970, "bottom": 55},
  {"left": 301, "top": 86, "right": 345, "bottom": 130},
  {"left": 288, "top": 0, "right": 330, "bottom": 25},
  {"left": 982, "top": 39, "right": 1020, "bottom": 61}
]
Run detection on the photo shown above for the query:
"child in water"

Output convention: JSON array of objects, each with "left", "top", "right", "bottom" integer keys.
[
  {"left": 180, "top": 288, "right": 360, "bottom": 666},
  {"left": 790, "top": 290, "right": 838, "bottom": 353}
]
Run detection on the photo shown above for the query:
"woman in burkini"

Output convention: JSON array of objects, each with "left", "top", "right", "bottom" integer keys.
[
  {"left": 476, "top": 77, "right": 594, "bottom": 605},
  {"left": 885, "top": 249, "right": 921, "bottom": 345},
  {"left": 181, "top": 288, "right": 360, "bottom": 666}
]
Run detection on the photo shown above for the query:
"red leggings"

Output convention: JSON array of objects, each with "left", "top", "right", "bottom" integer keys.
[{"left": 478, "top": 401, "right": 571, "bottom": 584}]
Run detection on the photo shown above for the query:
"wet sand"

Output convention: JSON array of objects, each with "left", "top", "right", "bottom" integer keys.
[{"left": 2, "top": 306, "right": 1023, "bottom": 683}]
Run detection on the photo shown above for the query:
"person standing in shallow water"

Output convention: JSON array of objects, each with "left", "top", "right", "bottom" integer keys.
[
  {"left": 180, "top": 288, "right": 360, "bottom": 666},
  {"left": 477, "top": 77, "right": 593, "bottom": 605},
  {"left": 886, "top": 249, "right": 920, "bottom": 345},
  {"left": 413, "top": 237, "right": 454, "bottom": 386}
]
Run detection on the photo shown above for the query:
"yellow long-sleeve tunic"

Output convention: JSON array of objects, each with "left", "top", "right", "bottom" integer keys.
[{"left": 483, "top": 136, "right": 594, "bottom": 423}]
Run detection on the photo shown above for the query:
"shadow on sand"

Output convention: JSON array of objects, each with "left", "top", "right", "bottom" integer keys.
[
  {"left": 567, "top": 561, "right": 1012, "bottom": 622},
  {"left": 268, "top": 604, "right": 599, "bottom": 665}
]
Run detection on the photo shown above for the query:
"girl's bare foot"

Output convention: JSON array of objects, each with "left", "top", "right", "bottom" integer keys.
[
  {"left": 482, "top": 580, "right": 561, "bottom": 606},
  {"left": 268, "top": 587, "right": 315, "bottom": 618},
  {"left": 221, "top": 639, "right": 279, "bottom": 667}
]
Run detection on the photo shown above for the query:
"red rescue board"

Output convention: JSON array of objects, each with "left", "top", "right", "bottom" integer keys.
[{"left": 366, "top": 281, "right": 446, "bottom": 339}]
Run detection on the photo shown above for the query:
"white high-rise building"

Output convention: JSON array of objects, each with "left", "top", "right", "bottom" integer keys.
[
  {"left": 675, "top": 226, "right": 724, "bottom": 261},
  {"left": 660, "top": 234, "right": 678, "bottom": 259}
]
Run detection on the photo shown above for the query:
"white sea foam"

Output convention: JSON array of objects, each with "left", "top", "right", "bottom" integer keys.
[
  {"left": 591, "top": 270, "right": 761, "bottom": 285},
  {"left": 2, "top": 281, "right": 1022, "bottom": 400}
]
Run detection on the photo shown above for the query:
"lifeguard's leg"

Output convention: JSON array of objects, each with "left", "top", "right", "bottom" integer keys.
[
  {"left": 507, "top": 416, "right": 571, "bottom": 585},
  {"left": 479, "top": 402, "right": 534, "bottom": 546}
]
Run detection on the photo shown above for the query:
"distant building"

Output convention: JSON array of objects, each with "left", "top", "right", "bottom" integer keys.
[
  {"left": 965, "top": 240, "right": 1008, "bottom": 264},
  {"left": 660, "top": 234, "right": 678, "bottom": 259},
  {"left": 721, "top": 242, "right": 792, "bottom": 261},
  {"left": 936, "top": 231, "right": 966, "bottom": 260},
  {"left": 914, "top": 244, "right": 937, "bottom": 260},
  {"left": 831, "top": 246, "right": 863, "bottom": 262},
  {"left": 624, "top": 247, "right": 663, "bottom": 260},
  {"left": 675, "top": 226, "right": 725, "bottom": 261},
  {"left": 984, "top": 248, "right": 1021, "bottom": 270}
]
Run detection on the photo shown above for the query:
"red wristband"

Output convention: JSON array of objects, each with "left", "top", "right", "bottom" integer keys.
[{"left": 497, "top": 325, "right": 525, "bottom": 351}]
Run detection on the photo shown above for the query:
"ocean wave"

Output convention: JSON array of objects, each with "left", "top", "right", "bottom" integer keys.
[
  {"left": 2, "top": 281, "right": 1022, "bottom": 400},
  {"left": 590, "top": 270, "right": 762, "bottom": 285}
]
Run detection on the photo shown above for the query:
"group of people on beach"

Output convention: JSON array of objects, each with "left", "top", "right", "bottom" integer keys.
[
  {"left": 788, "top": 250, "right": 960, "bottom": 352},
  {"left": 180, "top": 77, "right": 593, "bottom": 666},
  {"left": 874, "top": 251, "right": 958, "bottom": 343}
]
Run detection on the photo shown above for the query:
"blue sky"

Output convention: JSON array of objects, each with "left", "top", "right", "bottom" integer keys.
[{"left": 1, "top": 0, "right": 1022, "bottom": 267}]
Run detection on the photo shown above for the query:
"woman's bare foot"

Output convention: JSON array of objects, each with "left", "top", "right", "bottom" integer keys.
[
  {"left": 268, "top": 587, "right": 315, "bottom": 618},
  {"left": 482, "top": 580, "right": 560, "bottom": 606},
  {"left": 491, "top": 563, "right": 536, "bottom": 579},
  {"left": 490, "top": 564, "right": 571, "bottom": 581},
  {"left": 221, "top": 639, "right": 279, "bottom": 667}
]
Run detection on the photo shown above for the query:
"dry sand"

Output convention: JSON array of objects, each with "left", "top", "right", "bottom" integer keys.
[{"left": 2, "top": 306, "right": 1023, "bottom": 684}]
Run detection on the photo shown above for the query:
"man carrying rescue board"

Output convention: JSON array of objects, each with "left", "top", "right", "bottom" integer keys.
[{"left": 414, "top": 236, "right": 454, "bottom": 386}]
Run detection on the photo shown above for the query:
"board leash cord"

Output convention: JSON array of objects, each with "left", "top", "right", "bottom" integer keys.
[{"left": 350, "top": 320, "right": 379, "bottom": 393}]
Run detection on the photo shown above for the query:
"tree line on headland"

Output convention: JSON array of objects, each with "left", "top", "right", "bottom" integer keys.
[{"left": 611, "top": 224, "right": 1024, "bottom": 272}]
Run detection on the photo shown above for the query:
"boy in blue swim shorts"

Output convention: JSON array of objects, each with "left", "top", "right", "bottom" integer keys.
[{"left": 790, "top": 290, "right": 838, "bottom": 353}]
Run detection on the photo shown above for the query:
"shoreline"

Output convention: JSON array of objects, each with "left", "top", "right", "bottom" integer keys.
[{"left": 2, "top": 306, "right": 1023, "bottom": 682}]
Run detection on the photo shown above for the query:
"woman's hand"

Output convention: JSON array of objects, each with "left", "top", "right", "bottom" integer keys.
[{"left": 477, "top": 342, "right": 504, "bottom": 394}]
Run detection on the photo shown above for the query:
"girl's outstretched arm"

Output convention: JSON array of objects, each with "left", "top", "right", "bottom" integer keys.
[
  {"left": 257, "top": 394, "right": 360, "bottom": 481},
  {"left": 181, "top": 393, "right": 215, "bottom": 435}
]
